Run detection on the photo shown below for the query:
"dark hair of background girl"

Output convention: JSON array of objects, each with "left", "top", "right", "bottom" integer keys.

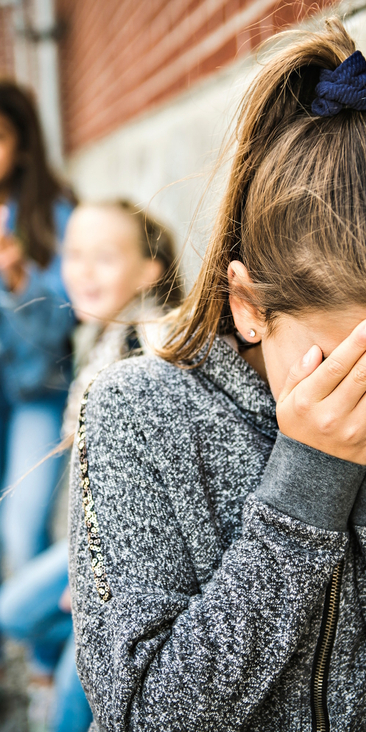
[{"left": 0, "top": 79, "right": 76, "bottom": 267}]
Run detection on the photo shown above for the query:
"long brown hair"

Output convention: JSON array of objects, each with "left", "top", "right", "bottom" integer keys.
[
  {"left": 159, "top": 17, "right": 366, "bottom": 364},
  {"left": 0, "top": 80, "right": 76, "bottom": 267}
]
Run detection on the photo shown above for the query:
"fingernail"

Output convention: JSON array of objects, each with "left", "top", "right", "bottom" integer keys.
[{"left": 302, "top": 348, "right": 312, "bottom": 366}]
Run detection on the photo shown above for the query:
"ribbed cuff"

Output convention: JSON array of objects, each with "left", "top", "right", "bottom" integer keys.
[
  {"left": 255, "top": 432, "right": 366, "bottom": 532},
  {"left": 351, "top": 479, "right": 366, "bottom": 526}
]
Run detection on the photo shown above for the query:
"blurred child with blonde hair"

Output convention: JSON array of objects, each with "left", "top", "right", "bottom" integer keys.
[{"left": 0, "top": 199, "right": 180, "bottom": 732}]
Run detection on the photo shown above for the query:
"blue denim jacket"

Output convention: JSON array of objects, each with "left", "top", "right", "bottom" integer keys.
[{"left": 0, "top": 199, "right": 74, "bottom": 403}]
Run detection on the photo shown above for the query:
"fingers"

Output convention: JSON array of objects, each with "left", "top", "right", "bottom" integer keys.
[
  {"left": 325, "top": 350, "right": 366, "bottom": 413},
  {"left": 350, "top": 390, "right": 366, "bottom": 431},
  {"left": 303, "top": 320, "right": 366, "bottom": 403},
  {"left": 278, "top": 344, "right": 323, "bottom": 403},
  {"left": 279, "top": 320, "right": 366, "bottom": 408}
]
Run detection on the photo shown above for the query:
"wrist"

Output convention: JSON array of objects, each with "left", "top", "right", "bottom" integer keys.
[
  {"left": 256, "top": 432, "right": 366, "bottom": 532},
  {"left": 4, "top": 264, "right": 27, "bottom": 293},
  {"left": 351, "top": 479, "right": 366, "bottom": 526}
]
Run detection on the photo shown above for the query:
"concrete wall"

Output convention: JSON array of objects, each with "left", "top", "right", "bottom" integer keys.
[{"left": 66, "top": 3, "right": 366, "bottom": 288}]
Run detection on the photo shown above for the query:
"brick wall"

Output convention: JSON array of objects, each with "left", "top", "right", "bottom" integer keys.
[
  {"left": 0, "top": 8, "right": 14, "bottom": 77},
  {"left": 57, "top": 0, "right": 335, "bottom": 155}
]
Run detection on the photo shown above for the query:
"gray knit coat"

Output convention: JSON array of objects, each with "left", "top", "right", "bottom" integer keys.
[{"left": 68, "top": 337, "right": 366, "bottom": 731}]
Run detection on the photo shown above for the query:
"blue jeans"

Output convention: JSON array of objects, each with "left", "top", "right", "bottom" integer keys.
[
  {"left": 0, "top": 539, "right": 92, "bottom": 732},
  {"left": 0, "top": 391, "right": 67, "bottom": 572}
]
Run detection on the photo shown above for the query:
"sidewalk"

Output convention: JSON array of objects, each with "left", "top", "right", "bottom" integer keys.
[
  {"left": 0, "top": 484, "right": 68, "bottom": 732},
  {"left": 0, "top": 479, "right": 69, "bottom": 732},
  {"left": 0, "top": 641, "right": 29, "bottom": 732}
]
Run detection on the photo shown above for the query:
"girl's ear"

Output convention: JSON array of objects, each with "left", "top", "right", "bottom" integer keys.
[
  {"left": 228, "top": 261, "right": 264, "bottom": 343},
  {"left": 138, "top": 258, "right": 164, "bottom": 291}
]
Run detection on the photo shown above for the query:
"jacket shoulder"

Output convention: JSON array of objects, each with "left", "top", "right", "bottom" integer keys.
[{"left": 86, "top": 354, "right": 194, "bottom": 424}]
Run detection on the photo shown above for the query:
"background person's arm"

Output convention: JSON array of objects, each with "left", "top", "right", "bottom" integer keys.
[{"left": 0, "top": 199, "right": 74, "bottom": 398}]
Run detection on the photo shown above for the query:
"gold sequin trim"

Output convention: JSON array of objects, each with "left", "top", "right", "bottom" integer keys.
[{"left": 77, "top": 385, "right": 112, "bottom": 604}]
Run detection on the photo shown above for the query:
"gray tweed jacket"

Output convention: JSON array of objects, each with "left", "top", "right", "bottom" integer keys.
[{"left": 68, "top": 337, "right": 366, "bottom": 731}]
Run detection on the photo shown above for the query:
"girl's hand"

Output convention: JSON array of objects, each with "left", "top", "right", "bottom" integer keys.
[
  {"left": 277, "top": 320, "right": 366, "bottom": 464},
  {"left": 59, "top": 585, "right": 72, "bottom": 613},
  {"left": 0, "top": 205, "right": 27, "bottom": 292}
]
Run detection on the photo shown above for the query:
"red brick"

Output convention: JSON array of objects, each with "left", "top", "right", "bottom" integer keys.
[
  {"left": 236, "top": 28, "right": 251, "bottom": 57},
  {"left": 54, "top": 0, "right": 339, "bottom": 152},
  {"left": 0, "top": 9, "right": 14, "bottom": 75},
  {"left": 199, "top": 35, "right": 237, "bottom": 74},
  {"left": 259, "top": 16, "right": 274, "bottom": 42},
  {"left": 224, "top": 0, "right": 241, "bottom": 21}
]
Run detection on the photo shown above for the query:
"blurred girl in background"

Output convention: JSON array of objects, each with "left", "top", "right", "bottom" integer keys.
[
  {"left": 0, "top": 80, "right": 75, "bottom": 582},
  {"left": 0, "top": 198, "right": 181, "bottom": 732},
  {"left": 62, "top": 199, "right": 180, "bottom": 435}
]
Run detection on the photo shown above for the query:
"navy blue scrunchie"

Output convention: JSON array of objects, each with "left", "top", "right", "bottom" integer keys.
[{"left": 311, "top": 50, "right": 366, "bottom": 116}]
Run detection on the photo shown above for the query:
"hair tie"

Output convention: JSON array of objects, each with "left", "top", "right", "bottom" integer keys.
[{"left": 311, "top": 50, "right": 366, "bottom": 117}]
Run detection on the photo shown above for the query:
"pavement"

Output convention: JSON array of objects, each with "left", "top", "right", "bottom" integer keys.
[
  {"left": 0, "top": 474, "right": 69, "bottom": 732},
  {"left": 0, "top": 641, "right": 29, "bottom": 732}
]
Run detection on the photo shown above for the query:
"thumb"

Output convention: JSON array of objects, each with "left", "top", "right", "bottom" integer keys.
[{"left": 278, "top": 344, "right": 323, "bottom": 404}]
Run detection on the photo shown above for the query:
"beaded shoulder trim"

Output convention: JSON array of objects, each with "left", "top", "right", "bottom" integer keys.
[{"left": 77, "top": 383, "right": 113, "bottom": 604}]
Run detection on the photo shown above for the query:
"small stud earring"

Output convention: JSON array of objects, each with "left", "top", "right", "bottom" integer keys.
[{"left": 248, "top": 329, "right": 256, "bottom": 338}]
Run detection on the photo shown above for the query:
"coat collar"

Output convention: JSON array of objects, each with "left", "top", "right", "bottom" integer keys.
[{"left": 198, "top": 336, "right": 278, "bottom": 441}]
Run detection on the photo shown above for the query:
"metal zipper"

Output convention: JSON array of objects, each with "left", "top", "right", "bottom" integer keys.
[{"left": 311, "top": 560, "right": 343, "bottom": 732}]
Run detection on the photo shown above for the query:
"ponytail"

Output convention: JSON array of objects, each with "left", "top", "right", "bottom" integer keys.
[{"left": 159, "top": 17, "right": 365, "bottom": 365}]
